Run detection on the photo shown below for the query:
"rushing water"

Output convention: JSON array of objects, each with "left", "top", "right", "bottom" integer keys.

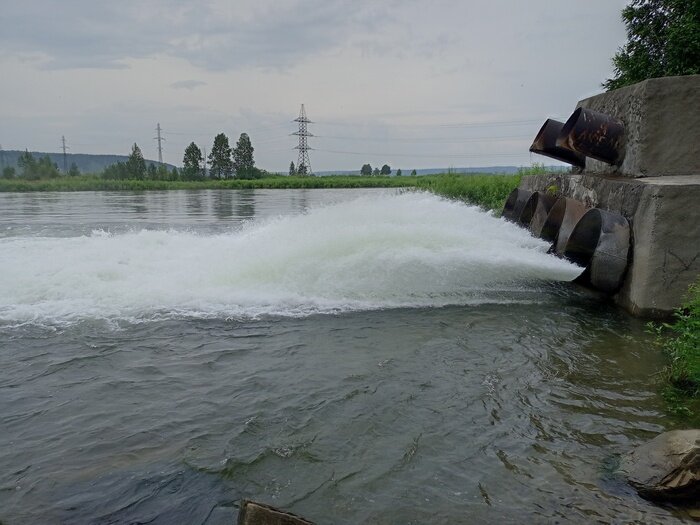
[{"left": 0, "top": 189, "right": 687, "bottom": 524}]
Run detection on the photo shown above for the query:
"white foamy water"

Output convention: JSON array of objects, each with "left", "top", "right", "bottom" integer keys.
[{"left": 0, "top": 192, "right": 582, "bottom": 324}]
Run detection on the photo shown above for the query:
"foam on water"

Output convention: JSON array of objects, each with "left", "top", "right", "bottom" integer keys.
[{"left": 0, "top": 192, "right": 582, "bottom": 324}]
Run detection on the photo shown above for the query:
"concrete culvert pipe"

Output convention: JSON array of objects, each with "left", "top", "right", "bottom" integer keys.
[
  {"left": 539, "top": 197, "right": 587, "bottom": 254},
  {"left": 502, "top": 188, "right": 533, "bottom": 222},
  {"left": 564, "top": 208, "right": 630, "bottom": 294},
  {"left": 520, "top": 191, "right": 558, "bottom": 235}
]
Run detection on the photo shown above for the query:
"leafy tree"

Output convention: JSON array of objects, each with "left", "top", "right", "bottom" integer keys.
[
  {"left": 360, "top": 163, "right": 372, "bottom": 176},
  {"left": 182, "top": 142, "right": 204, "bottom": 180},
  {"left": 298, "top": 163, "right": 308, "bottom": 176},
  {"left": 396, "top": 168, "right": 402, "bottom": 176},
  {"left": 17, "top": 150, "right": 36, "bottom": 178},
  {"left": 170, "top": 167, "right": 179, "bottom": 180},
  {"left": 208, "top": 133, "right": 233, "bottom": 179},
  {"left": 233, "top": 133, "right": 255, "bottom": 178},
  {"left": 125, "top": 143, "right": 147, "bottom": 180},
  {"left": 289, "top": 161, "right": 296, "bottom": 176},
  {"left": 372, "top": 167, "right": 380, "bottom": 176},
  {"left": 102, "top": 162, "right": 127, "bottom": 180},
  {"left": 604, "top": 0, "right": 700, "bottom": 90},
  {"left": 380, "top": 164, "right": 391, "bottom": 175},
  {"left": 17, "top": 151, "right": 59, "bottom": 179},
  {"left": 147, "top": 163, "right": 157, "bottom": 180},
  {"left": 410, "top": 169, "right": 417, "bottom": 176},
  {"left": 68, "top": 162, "right": 80, "bottom": 177},
  {"left": 2, "top": 166, "right": 16, "bottom": 179}
]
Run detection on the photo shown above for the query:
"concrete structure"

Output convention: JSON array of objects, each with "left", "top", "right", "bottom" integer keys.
[
  {"left": 576, "top": 75, "right": 700, "bottom": 177},
  {"left": 520, "top": 174, "right": 700, "bottom": 317},
  {"left": 524, "top": 75, "right": 700, "bottom": 317}
]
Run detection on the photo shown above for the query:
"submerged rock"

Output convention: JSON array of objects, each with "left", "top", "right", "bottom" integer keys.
[
  {"left": 619, "top": 430, "right": 700, "bottom": 502},
  {"left": 237, "top": 500, "right": 314, "bottom": 525}
]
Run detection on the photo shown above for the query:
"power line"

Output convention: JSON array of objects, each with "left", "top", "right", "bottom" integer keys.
[
  {"left": 313, "top": 134, "right": 532, "bottom": 144},
  {"left": 314, "top": 148, "right": 526, "bottom": 159}
]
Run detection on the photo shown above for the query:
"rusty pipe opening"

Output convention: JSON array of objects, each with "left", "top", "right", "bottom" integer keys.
[
  {"left": 539, "top": 197, "right": 587, "bottom": 254},
  {"left": 529, "top": 119, "right": 586, "bottom": 168},
  {"left": 520, "top": 191, "right": 557, "bottom": 235},
  {"left": 502, "top": 188, "right": 532, "bottom": 222},
  {"left": 556, "top": 107, "right": 625, "bottom": 165},
  {"left": 564, "top": 208, "right": 630, "bottom": 293}
]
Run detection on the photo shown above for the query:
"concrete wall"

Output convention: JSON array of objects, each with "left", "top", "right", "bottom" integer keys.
[
  {"left": 575, "top": 75, "right": 700, "bottom": 178},
  {"left": 521, "top": 173, "right": 700, "bottom": 317}
]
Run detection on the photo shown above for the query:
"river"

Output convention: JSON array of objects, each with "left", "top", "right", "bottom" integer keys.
[{"left": 0, "top": 189, "right": 687, "bottom": 523}]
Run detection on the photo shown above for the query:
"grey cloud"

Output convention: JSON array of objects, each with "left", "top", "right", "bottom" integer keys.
[
  {"left": 170, "top": 80, "right": 207, "bottom": 90},
  {"left": 0, "top": 0, "right": 401, "bottom": 71}
]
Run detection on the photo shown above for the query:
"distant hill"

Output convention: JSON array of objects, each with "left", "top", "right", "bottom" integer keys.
[
  {"left": 0, "top": 150, "right": 175, "bottom": 174},
  {"left": 316, "top": 166, "right": 526, "bottom": 176}
]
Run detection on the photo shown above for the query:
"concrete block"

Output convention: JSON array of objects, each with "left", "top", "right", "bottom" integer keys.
[
  {"left": 520, "top": 173, "right": 700, "bottom": 317},
  {"left": 574, "top": 75, "right": 700, "bottom": 178}
]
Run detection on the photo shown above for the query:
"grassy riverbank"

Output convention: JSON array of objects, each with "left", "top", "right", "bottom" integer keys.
[
  {"left": 652, "top": 281, "right": 700, "bottom": 418},
  {"left": 0, "top": 172, "right": 523, "bottom": 211}
]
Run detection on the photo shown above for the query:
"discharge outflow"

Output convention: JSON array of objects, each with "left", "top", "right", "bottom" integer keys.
[{"left": 0, "top": 192, "right": 582, "bottom": 325}]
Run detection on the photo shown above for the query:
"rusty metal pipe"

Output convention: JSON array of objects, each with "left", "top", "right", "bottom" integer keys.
[
  {"left": 563, "top": 208, "right": 630, "bottom": 293},
  {"left": 529, "top": 119, "right": 586, "bottom": 167},
  {"left": 520, "top": 191, "right": 558, "bottom": 235},
  {"left": 502, "top": 188, "right": 532, "bottom": 222},
  {"left": 557, "top": 107, "right": 625, "bottom": 165},
  {"left": 539, "top": 197, "right": 587, "bottom": 254}
]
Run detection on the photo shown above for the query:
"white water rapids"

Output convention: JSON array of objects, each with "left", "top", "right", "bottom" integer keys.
[{"left": 0, "top": 192, "right": 582, "bottom": 324}]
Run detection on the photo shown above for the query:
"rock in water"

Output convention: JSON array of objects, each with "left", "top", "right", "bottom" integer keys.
[
  {"left": 619, "top": 430, "right": 700, "bottom": 502},
  {"left": 237, "top": 500, "right": 314, "bottom": 525}
]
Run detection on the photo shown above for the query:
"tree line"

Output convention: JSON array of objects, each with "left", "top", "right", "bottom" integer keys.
[
  {"left": 358, "top": 164, "right": 417, "bottom": 177},
  {"left": 105, "top": 132, "right": 263, "bottom": 181},
  {"left": 1, "top": 151, "right": 81, "bottom": 180}
]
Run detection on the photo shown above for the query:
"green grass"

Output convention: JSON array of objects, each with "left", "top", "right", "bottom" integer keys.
[
  {"left": 415, "top": 173, "right": 522, "bottom": 211},
  {"left": 655, "top": 281, "right": 700, "bottom": 394},
  {"left": 0, "top": 173, "right": 523, "bottom": 213},
  {"left": 0, "top": 174, "right": 417, "bottom": 192},
  {"left": 649, "top": 280, "right": 700, "bottom": 420}
]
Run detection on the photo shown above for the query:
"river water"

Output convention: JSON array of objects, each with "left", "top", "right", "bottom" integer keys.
[{"left": 0, "top": 189, "right": 687, "bottom": 523}]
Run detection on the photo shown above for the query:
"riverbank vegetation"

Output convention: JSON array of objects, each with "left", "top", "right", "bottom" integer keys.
[
  {"left": 0, "top": 171, "right": 524, "bottom": 211},
  {"left": 650, "top": 281, "right": 700, "bottom": 418}
]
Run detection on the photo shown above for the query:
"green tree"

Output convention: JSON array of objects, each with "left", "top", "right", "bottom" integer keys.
[
  {"left": 396, "top": 168, "right": 402, "bottom": 176},
  {"left": 604, "top": 0, "right": 700, "bottom": 90},
  {"left": 182, "top": 142, "right": 204, "bottom": 180},
  {"left": 68, "top": 162, "right": 80, "bottom": 177},
  {"left": 298, "top": 163, "right": 308, "bottom": 176},
  {"left": 208, "top": 133, "right": 233, "bottom": 179},
  {"left": 372, "top": 167, "right": 380, "bottom": 176},
  {"left": 170, "top": 167, "right": 179, "bottom": 180},
  {"left": 17, "top": 150, "right": 37, "bottom": 179},
  {"left": 380, "top": 164, "right": 391, "bottom": 175},
  {"left": 147, "top": 163, "right": 157, "bottom": 180},
  {"left": 2, "top": 166, "right": 16, "bottom": 179},
  {"left": 410, "top": 169, "right": 417, "bottom": 176},
  {"left": 289, "top": 161, "right": 296, "bottom": 176},
  {"left": 360, "top": 163, "right": 372, "bottom": 176},
  {"left": 125, "top": 143, "right": 147, "bottom": 180},
  {"left": 233, "top": 133, "right": 255, "bottom": 178}
]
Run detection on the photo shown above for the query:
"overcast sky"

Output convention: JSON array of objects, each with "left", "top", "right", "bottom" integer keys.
[{"left": 0, "top": 0, "right": 629, "bottom": 172}]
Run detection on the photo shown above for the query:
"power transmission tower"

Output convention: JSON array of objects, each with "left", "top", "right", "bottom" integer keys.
[
  {"left": 61, "top": 135, "right": 69, "bottom": 172},
  {"left": 293, "top": 104, "right": 313, "bottom": 175},
  {"left": 154, "top": 123, "right": 165, "bottom": 164}
]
